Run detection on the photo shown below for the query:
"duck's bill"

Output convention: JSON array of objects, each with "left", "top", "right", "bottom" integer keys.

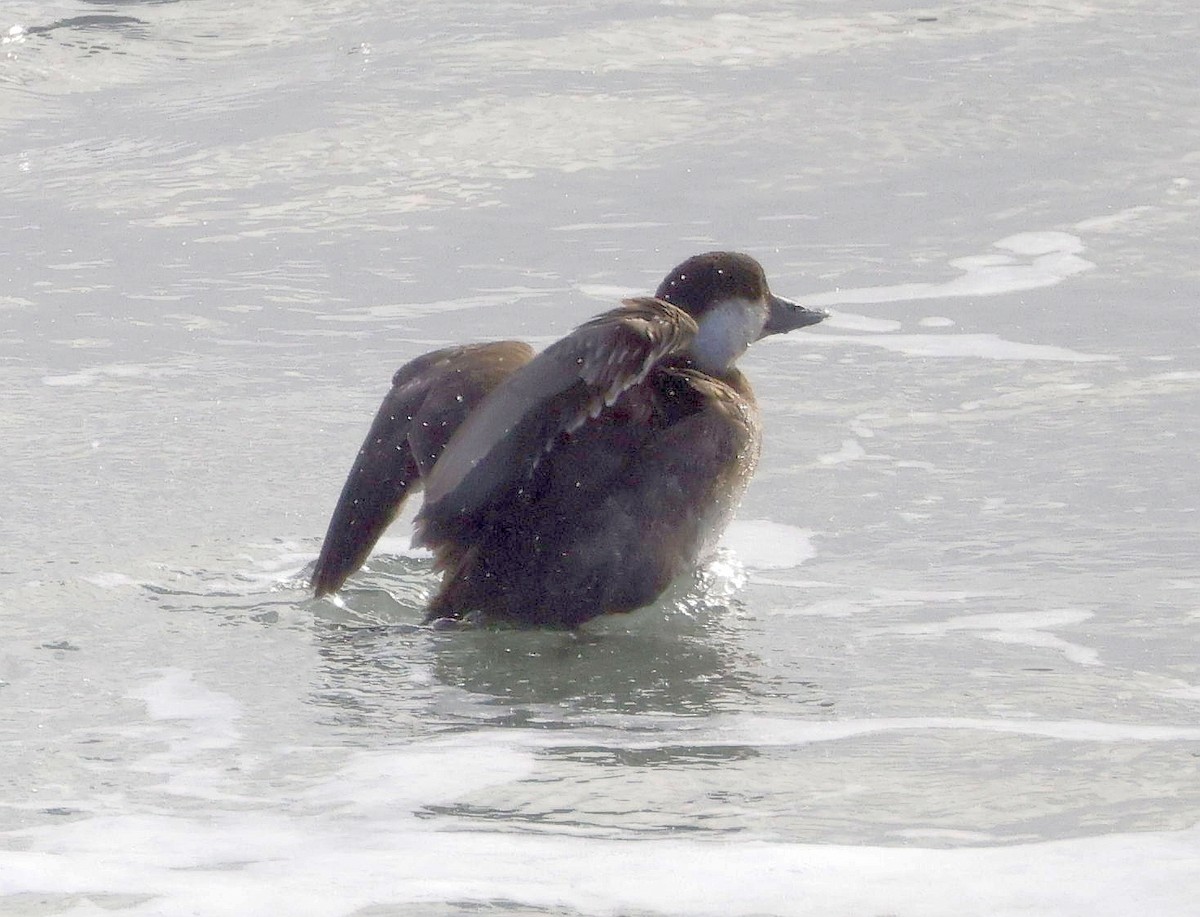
[{"left": 764, "top": 294, "right": 829, "bottom": 334}]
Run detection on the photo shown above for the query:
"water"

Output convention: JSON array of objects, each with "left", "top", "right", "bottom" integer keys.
[{"left": 3, "top": 1, "right": 1199, "bottom": 913}]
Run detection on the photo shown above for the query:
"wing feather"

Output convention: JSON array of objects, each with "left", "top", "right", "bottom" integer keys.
[
  {"left": 311, "top": 341, "right": 532, "bottom": 596},
  {"left": 417, "top": 298, "right": 697, "bottom": 541}
]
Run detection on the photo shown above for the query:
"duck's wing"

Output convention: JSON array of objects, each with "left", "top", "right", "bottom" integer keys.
[
  {"left": 311, "top": 341, "right": 533, "bottom": 597},
  {"left": 417, "top": 297, "right": 697, "bottom": 544}
]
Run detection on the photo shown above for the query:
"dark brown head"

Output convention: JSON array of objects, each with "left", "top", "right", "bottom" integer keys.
[{"left": 654, "top": 251, "right": 826, "bottom": 373}]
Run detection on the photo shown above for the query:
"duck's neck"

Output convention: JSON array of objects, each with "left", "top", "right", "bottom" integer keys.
[{"left": 685, "top": 298, "right": 764, "bottom": 376}]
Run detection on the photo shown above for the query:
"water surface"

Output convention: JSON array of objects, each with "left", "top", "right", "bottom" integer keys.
[{"left": 2, "top": 1, "right": 1198, "bottom": 913}]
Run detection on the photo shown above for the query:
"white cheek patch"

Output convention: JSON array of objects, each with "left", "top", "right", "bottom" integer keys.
[{"left": 690, "top": 298, "right": 766, "bottom": 374}]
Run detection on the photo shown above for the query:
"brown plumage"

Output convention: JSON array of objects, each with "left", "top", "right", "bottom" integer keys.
[{"left": 312, "top": 251, "right": 826, "bottom": 626}]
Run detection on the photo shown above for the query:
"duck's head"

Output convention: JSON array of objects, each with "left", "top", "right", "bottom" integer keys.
[{"left": 655, "top": 251, "right": 827, "bottom": 374}]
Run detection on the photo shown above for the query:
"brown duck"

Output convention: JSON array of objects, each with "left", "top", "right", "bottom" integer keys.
[{"left": 312, "top": 251, "right": 826, "bottom": 626}]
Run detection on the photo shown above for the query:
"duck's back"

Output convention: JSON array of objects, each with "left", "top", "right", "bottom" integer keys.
[{"left": 421, "top": 364, "right": 761, "bottom": 626}]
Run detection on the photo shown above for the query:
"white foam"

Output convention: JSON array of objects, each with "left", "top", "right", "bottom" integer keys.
[
  {"left": 83, "top": 572, "right": 142, "bottom": 590},
  {"left": 1150, "top": 370, "right": 1200, "bottom": 382},
  {"left": 555, "top": 221, "right": 669, "bottom": 231},
  {"left": 821, "top": 311, "right": 903, "bottom": 332},
  {"left": 505, "top": 714, "right": 1200, "bottom": 749},
  {"left": 41, "top": 363, "right": 164, "bottom": 387},
  {"left": 1163, "top": 684, "right": 1200, "bottom": 702},
  {"left": 576, "top": 282, "right": 640, "bottom": 300},
  {"left": 817, "top": 438, "right": 868, "bottom": 466},
  {"left": 301, "top": 739, "right": 537, "bottom": 815},
  {"left": 7, "top": 670, "right": 1200, "bottom": 915},
  {"left": 1074, "top": 206, "right": 1155, "bottom": 232},
  {"left": 994, "top": 230, "right": 1085, "bottom": 257},
  {"left": 3, "top": 777, "right": 1197, "bottom": 917},
  {"left": 318, "top": 289, "right": 549, "bottom": 323},
  {"left": 876, "top": 608, "right": 1101, "bottom": 667},
  {"left": 721, "top": 520, "right": 816, "bottom": 569},
  {"left": 791, "top": 331, "right": 1114, "bottom": 362},
  {"left": 145, "top": 542, "right": 322, "bottom": 597},
  {"left": 128, "top": 668, "right": 241, "bottom": 749},
  {"left": 764, "top": 231, "right": 1114, "bottom": 361},
  {"left": 804, "top": 231, "right": 1094, "bottom": 307},
  {"left": 869, "top": 588, "right": 999, "bottom": 604},
  {"left": 449, "top": 5, "right": 1097, "bottom": 75}
]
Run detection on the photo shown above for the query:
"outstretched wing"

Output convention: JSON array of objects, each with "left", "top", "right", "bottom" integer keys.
[
  {"left": 311, "top": 341, "right": 533, "bottom": 597},
  {"left": 417, "top": 297, "right": 697, "bottom": 545}
]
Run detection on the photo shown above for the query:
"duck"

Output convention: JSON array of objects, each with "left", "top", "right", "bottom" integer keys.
[{"left": 311, "top": 251, "right": 826, "bottom": 626}]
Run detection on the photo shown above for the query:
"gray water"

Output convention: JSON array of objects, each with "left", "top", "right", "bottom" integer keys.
[{"left": 2, "top": 1, "right": 1199, "bottom": 914}]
